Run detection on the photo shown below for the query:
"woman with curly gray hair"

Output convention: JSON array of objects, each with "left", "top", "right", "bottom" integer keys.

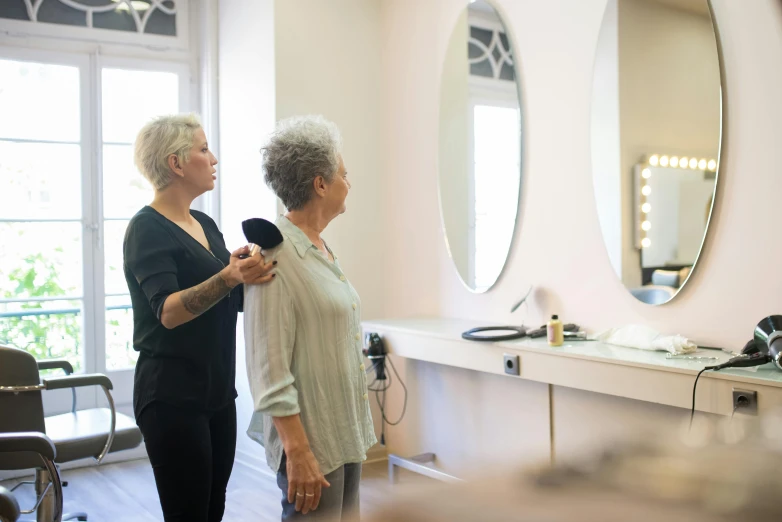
[{"left": 244, "top": 115, "right": 375, "bottom": 522}]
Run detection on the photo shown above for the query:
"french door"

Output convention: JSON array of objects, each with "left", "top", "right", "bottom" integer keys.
[{"left": 0, "top": 46, "right": 189, "bottom": 412}]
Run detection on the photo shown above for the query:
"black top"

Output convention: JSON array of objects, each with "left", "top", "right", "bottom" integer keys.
[{"left": 123, "top": 206, "right": 243, "bottom": 418}]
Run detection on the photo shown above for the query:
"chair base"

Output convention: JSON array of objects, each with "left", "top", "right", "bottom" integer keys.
[
  {"left": 34, "top": 468, "right": 56, "bottom": 522},
  {"left": 23, "top": 468, "right": 88, "bottom": 522}
]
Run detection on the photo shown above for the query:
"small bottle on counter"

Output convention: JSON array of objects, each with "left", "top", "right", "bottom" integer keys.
[{"left": 547, "top": 315, "right": 564, "bottom": 346}]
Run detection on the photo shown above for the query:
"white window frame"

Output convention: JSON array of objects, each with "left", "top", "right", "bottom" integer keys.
[{"left": 0, "top": 4, "right": 198, "bottom": 413}]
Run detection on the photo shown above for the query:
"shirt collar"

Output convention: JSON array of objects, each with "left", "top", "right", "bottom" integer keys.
[{"left": 275, "top": 215, "right": 314, "bottom": 258}]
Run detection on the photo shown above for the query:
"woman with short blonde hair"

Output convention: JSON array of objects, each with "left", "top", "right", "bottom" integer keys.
[{"left": 125, "top": 113, "right": 276, "bottom": 522}]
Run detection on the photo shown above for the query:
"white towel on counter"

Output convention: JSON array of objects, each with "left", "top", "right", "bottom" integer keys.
[{"left": 594, "top": 324, "right": 697, "bottom": 355}]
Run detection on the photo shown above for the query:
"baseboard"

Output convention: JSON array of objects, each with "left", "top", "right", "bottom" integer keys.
[
  {"left": 365, "top": 444, "right": 388, "bottom": 464},
  {"left": 0, "top": 445, "right": 149, "bottom": 481}
]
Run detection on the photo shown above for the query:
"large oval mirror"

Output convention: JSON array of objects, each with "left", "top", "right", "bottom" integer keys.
[
  {"left": 591, "top": 0, "right": 722, "bottom": 305},
  {"left": 438, "top": 0, "right": 522, "bottom": 293}
]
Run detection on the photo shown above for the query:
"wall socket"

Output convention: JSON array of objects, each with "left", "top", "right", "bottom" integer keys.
[
  {"left": 732, "top": 388, "right": 758, "bottom": 415},
  {"left": 503, "top": 354, "right": 520, "bottom": 376}
]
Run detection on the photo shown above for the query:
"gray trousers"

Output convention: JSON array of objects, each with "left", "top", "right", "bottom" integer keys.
[{"left": 277, "top": 454, "right": 362, "bottom": 521}]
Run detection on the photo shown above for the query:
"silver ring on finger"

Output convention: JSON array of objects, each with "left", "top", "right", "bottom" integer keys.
[{"left": 305, "top": 493, "right": 315, "bottom": 497}]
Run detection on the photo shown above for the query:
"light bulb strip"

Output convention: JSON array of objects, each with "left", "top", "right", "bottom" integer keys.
[
  {"left": 647, "top": 153, "right": 718, "bottom": 172},
  {"left": 637, "top": 153, "right": 718, "bottom": 250}
]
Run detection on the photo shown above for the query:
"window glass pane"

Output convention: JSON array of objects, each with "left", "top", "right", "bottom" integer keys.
[
  {"left": 0, "top": 1, "right": 29, "bottom": 21},
  {"left": 106, "top": 295, "right": 136, "bottom": 370},
  {"left": 0, "top": 299, "right": 84, "bottom": 372},
  {"left": 104, "top": 220, "right": 130, "bottom": 296},
  {"left": 101, "top": 68, "right": 179, "bottom": 143},
  {"left": 0, "top": 142, "right": 82, "bottom": 220},
  {"left": 0, "top": 222, "right": 83, "bottom": 299},
  {"left": 103, "top": 144, "right": 153, "bottom": 218},
  {"left": 142, "top": 3, "right": 177, "bottom": 36},
  {"left": 0, "top": 59, "right": 81, "bottom": 142}
]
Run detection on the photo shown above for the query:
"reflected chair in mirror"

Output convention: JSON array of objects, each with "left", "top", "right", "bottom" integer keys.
[
  {"left": 630, "top": 285, "right": 676, "bottom": 305},
  {"left": 0, "top": 345, "right": 143, "bottom": 522},
  {"left": 650, "top": 267, "right": 692, "bottom": 289}
]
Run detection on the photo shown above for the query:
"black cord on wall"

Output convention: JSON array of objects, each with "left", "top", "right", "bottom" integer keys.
[{"left": 367, "top": 355, "right": 407, "bottom": 446}]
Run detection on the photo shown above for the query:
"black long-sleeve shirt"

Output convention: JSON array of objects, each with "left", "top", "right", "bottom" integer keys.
[{"left": 123, "top": 206, "right": 242, "bottom": 418}]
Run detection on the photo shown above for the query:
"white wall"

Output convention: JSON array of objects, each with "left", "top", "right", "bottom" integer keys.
[
  {"left": 617, "top": 0, "right": 722, "bottom": 287},
  {"left": 219, "top": 0, "right": 387, "bottom": 462},
  {"left": 274, "top": 0, "right": 386, "bottom": 323},
  {"left": 217, "top": 0, "right": 277, "bottom": 466},
  {"left": 376, "top": 0, "right": 782, "bottom": 470}
]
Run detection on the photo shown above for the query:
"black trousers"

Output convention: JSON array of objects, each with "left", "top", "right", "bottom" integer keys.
[{"left": 137, "top": 400, "right": 237, "bottom": 522}]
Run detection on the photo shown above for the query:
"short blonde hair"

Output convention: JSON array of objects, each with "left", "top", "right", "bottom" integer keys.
[{"left": 134, "top": 113, "right": 202, "bottom": 190}]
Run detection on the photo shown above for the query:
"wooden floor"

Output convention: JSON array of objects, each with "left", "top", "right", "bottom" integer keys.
[{"left": 1, "top": 457, "right": 432, "bottom": 521}]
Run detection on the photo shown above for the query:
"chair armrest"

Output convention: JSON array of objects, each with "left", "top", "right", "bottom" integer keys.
[
  {"left": 37, "top": 359, "right": 78, "bottom": 413},
  {"left": 43, "top": 374, "right": 113, "bottom": 391},
  {"left": 0, "top": 432, "right": 56, "bottom": 460},
  {"left": 0, "top": 434, "right": 62, "bottom": 521},
  {"left": 36, "top": 359, "right": 74, "bottom": 375},
  {"left": 43, "top": 375, "right": 117, "bottom": 464}
]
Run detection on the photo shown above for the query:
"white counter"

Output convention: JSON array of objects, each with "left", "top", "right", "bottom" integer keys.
[{"left": 362, "top": 317, "right": 782, "bottom": 416}]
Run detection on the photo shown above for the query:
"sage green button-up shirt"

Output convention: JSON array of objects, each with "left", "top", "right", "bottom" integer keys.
[{"left": 245, "top": 216, "right": 376, "bottom": 474}]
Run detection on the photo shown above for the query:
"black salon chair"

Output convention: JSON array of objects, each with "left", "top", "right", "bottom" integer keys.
[
  {"left": 0, "top": 344, "right": 143, "bottom": 522},
  {"left": 0, "top": 484, "right": 21, "bottom": 522},
  {"left": 0, "top": 433, "right": 58, "bottom": 522}
]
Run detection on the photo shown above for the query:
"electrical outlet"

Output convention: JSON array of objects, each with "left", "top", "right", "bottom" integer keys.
[
  {"left": 503, "top": 354, "right": 520, "bottom": 376},
  {"left": 732, "top": 389, "right": 758, "bottom": 415}
]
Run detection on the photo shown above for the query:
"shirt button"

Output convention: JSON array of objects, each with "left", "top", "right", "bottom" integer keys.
[
  {"left": 363, "top": 393, "right": 368, "bottom": 400},
  {"left": 360, "top": 363, "right": 365, "bottom": 371},
  {"left": 352, "top": 303, "right": 357, "bottom": 310},
  {"left": 354, "top": 333, "right": 360, "bottom": 340},
  {"left": 340, "top": 275, "right": 346, "bottom": 282}
]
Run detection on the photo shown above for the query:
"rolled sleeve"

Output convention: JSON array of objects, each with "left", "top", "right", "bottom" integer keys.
[
  {"left": 123, "top": 216, "right": 180, "bottom": 321},
  {"left": 244, "top": 274, "right": 300, "bottom": 417}
]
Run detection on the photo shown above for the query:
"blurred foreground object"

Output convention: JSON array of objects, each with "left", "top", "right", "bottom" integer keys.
[{"left": 368, "top": 411, "right": 782, "bottom": 522}]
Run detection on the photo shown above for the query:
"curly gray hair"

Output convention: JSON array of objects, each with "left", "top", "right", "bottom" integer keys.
[{"left": 261, "top": 115, "right": 343, "bottom": 211}]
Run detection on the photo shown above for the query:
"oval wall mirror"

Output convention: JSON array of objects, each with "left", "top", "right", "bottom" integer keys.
[
  {"left": 437, "top": 0, "right": 522, "bottom": 293},
  {"left": 590, "top": 0, "right": 722, "bottom": 305}
]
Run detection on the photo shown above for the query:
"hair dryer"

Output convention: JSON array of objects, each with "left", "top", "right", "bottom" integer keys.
[
  {"left": 754, "top": 315, "right": 782, "bottom": 370},
  {"left": 363, "top": 332, "right": 387, "bottom": 380}
]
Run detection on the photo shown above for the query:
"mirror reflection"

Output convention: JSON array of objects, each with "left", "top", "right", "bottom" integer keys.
[
  {"left": 591, "top": 0, "right": 722, "bottom": 305},
  {"left": 438, "top": 0, "right": 522, "bottom": 293}
]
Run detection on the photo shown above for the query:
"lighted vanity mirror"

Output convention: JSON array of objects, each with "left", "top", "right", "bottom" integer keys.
[
  {"left": 437, "top": 0, "right": 522, "bottom": 293},
  {"left": 590, "top": 0, "right": 722, "bottom": 305}
]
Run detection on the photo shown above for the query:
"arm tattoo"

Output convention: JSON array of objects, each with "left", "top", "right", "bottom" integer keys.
[{"left": 180, "top": 273, "right": 233, "bottom": 316}]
